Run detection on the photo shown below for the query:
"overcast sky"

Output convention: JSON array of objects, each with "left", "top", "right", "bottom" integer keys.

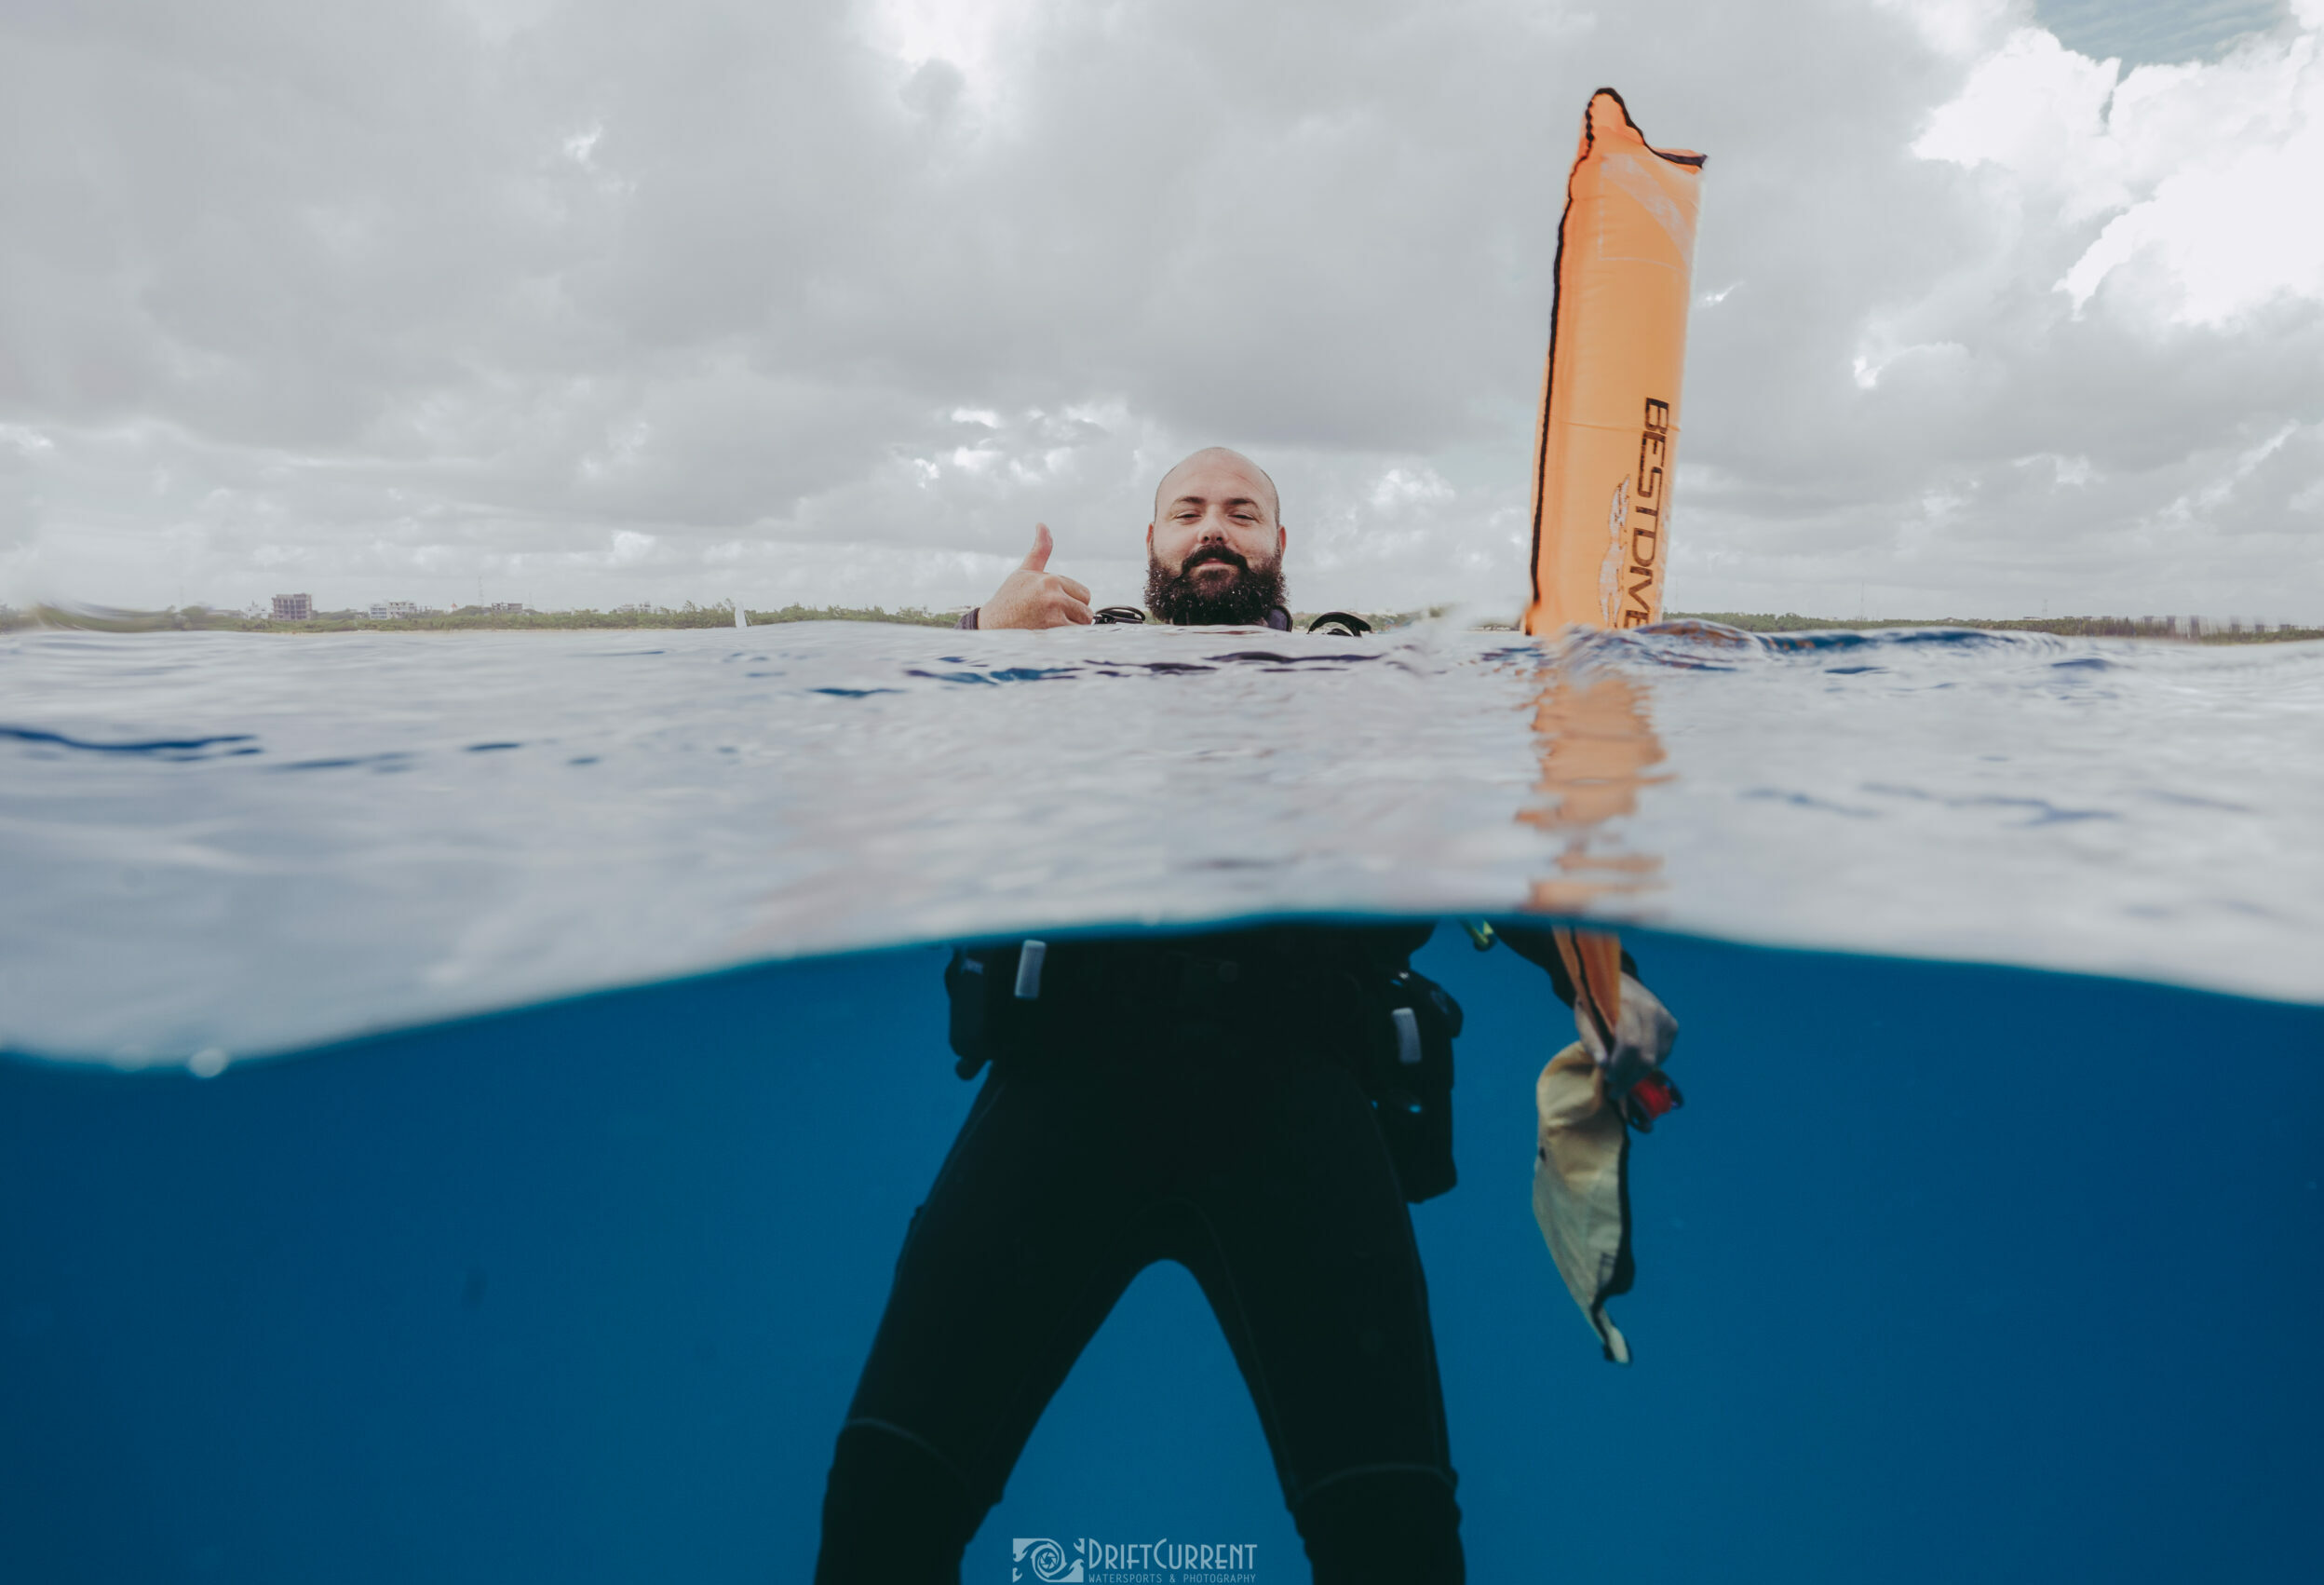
[{"left": 1, "top": 0, "right": 2317, "bottom": 620}]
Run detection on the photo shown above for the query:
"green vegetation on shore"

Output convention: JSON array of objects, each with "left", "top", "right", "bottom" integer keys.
[
  {"left": 0, "top": 602, "right": 965, "bottom": 634},
  {"left": 1668, "top": 612, "right": 2324, "bottom": 644},
  {"left": 4, "top": 602, "right": 2317, "bottom": 643}
]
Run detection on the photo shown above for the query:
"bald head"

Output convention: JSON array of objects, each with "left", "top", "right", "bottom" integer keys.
[
  {"left": 1153, "top": 447, "right": 1280, "bottom": 527},
  {"left": 1144, "top": 445, "right": 1289, "bottom": 625}
]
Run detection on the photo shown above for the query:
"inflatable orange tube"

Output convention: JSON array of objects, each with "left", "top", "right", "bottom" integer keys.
[
  {"left": 1524, "top": 90, "right": 1704, "bottom": 1023},
  {"left": 1523, "top": 89, "right": 1706, "bottom": 636}
]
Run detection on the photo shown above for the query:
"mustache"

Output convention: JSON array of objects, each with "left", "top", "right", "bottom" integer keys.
[
  {"left": 1147, "top": 542, "right": 1287, "bottom": 626},
  {"left": 1182, "top": 545, "right": 1250, "bottom": 573}
]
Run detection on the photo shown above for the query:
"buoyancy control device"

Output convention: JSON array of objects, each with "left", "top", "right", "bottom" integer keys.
[{"left": 943, "top": 934, "right": 1462, "bottom": 1202}]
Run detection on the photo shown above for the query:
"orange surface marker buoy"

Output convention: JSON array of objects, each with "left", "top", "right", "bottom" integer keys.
[
  {"left": 1523, "top": 87, "right": 1704, "bottom": 1088},
  {"left": 1524, "top": 91, "right": 1705, "bottom": 1363},
  {"left": 1550, "top": 925, "right": 1628, "bottom": 1046},
  {"left": 1523, "top": 88, "right": 1706, "bottom": 636}
]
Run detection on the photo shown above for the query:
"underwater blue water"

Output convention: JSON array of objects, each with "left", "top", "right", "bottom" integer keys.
[{"left": 3, "top": 623, "right": 2320, "bottom": 1582}]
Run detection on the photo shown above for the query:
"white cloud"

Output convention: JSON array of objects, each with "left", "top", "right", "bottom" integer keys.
[
  {"left": 869, "top": 0, "right": 1034, "bottom": 77},
  {"left": 1875, "top": 0, "right": 2020, "bottom": 61},
  {"left": 1913, "top": 28, "right": 2137, "bottom": 220},
  {"left": 1918, "top": 11, "right": 2324, "bottom": 324},
  {"left": 0, "top": 0, "right": 2317, "bottom": 622}
]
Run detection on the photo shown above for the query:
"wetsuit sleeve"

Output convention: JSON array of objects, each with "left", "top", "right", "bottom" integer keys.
[
  {"left": 1489, "top": 921, "right": 1639, "bottom": 1007},
  {"left": 955, "top": 608, "right": 980, "bottom": 630}
]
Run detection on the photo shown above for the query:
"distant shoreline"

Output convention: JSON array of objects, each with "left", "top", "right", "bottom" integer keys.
[
  {"left": 3, "top": 603, "right": 2317, "bottom": 644},
  {"left": 0, "top": 602, "right": 966, "bottom": 634}
]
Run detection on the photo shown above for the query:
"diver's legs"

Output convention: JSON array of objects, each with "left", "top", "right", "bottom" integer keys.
[
  {"left": 816, "top": 1035, "right": 1463, "bottom": 1583},
  {"left": 1162, "top": 1050, "right": 1464, "bottom": 1583},
  {"left": 814, "top": 1066, "right": 1146, "bottom": 1584},
  {"left": 815, "top": 1422, "right": 980, "bottom": 1583},
  {"left": 1293, "top": 1468, "right": 1466, "bottom": 1585}
]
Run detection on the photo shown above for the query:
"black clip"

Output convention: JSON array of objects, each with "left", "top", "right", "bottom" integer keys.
[{"left": 946, "top": 950, "right": 990, "bottom": 1078}]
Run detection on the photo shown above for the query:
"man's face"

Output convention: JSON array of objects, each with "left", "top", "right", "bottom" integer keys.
[{"left": 1144, "top": 453, "right": 1287, "bottom": 623}]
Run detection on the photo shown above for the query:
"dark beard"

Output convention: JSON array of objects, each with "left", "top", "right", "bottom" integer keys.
[{"left": 1145, "top": 547, "right": 1288, "bottom": 626}]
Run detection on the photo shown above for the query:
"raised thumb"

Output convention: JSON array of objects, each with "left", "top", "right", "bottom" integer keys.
[{"left": 1019, "top": 522, "right": 1053, "bottom": 572}]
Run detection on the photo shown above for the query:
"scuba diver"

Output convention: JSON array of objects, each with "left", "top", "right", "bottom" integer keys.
[
  {"left": 814, "top": 449, "right": 1681, "bottom": 1585},
  {"left": 950, "top": 445, "right": 1297, "bottom": 632}
]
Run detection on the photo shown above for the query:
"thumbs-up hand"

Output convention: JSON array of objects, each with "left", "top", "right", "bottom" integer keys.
[{"left": 975, "top": 524, "right": 1094, "bottom": 629}]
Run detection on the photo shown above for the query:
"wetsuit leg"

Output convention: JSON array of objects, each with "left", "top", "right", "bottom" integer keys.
[
  {"left": 1155, "top": 1049, "right": 1465, "bottom": 1585},
  {"left": 1293, "top": 1470, "right": 1465, "bottom": 1585},
  {"left": 818, "top": 1036, "right": 1462, "bottom": 1584},
  {"left": 815, "top": 1066, "right": 1150, "bottom": 1585}
]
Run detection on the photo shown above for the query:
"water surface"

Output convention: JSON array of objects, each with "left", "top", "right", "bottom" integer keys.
[{"left": 3, "top": 620, "right": 2318, "bottom": 1063}]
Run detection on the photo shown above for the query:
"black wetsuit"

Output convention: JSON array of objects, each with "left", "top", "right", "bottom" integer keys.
[
  {"left": 953, "top": 604, "right": 1293, "bottom": 630},
  {"left": 815, "top": 924, "right": 1593, "bottom": 1584}
]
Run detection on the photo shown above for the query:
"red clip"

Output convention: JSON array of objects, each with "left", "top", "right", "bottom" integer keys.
[{"left": 1625, "top": 1071, "right": 1682, "bottom": 1131}]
